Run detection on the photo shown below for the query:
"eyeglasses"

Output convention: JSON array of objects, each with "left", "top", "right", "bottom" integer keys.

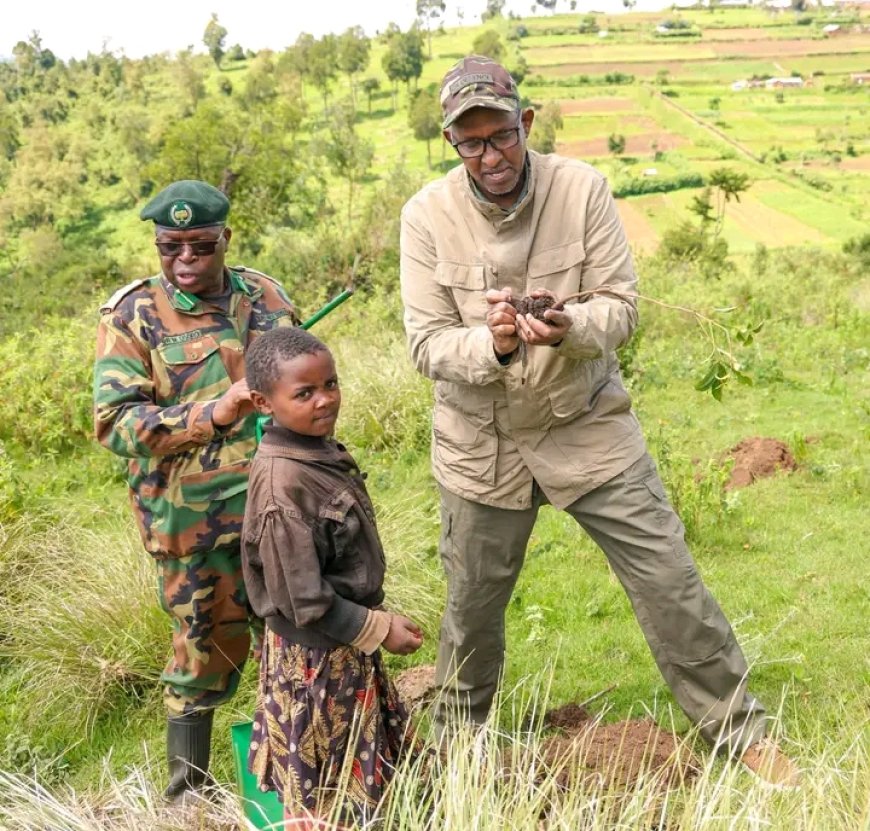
[
  {"left": 451, "top": 124, "right": 523, "bottom": 159},
  {"left": 155, "top": 237, "right": 223, "bottom": 257}
]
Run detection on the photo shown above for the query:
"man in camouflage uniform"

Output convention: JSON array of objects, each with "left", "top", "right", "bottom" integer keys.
[{"left": 93, "top": 180, "right": 299, "bottom": 801}]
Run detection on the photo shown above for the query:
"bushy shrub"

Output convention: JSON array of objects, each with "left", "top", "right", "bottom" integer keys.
[
  {"left": 0, "top": 440, "right": 22, "bottom": 523},
  {"left": 649, "top": 428, "right": 734, "bottom": 544},
  {"left": 657, "top": 221, "right": 731, "bottom": 279},
  {"left": 0, "top": 315, "right": 94, "bottom": 454},
  {"left": 843, "top": 232, "right": 870, "bottom": 269},
  {"left": 612, "top": 173, "right": 704, "bottom": 198},
  {"left": 525, "top": 72, "right": 633, "bottom": 87}
]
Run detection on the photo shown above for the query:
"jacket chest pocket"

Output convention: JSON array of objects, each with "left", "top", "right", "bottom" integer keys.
[
  {"left": 155, "top": 334, "right": 225, "bottom": 402},
  {"left": 434, "top": 262, "right": 488, "bottom": 326},
  {"left": 320, "top": 489, "right": 384, "bottom": 597},
  {"left": 527, "top": 240, "right": 586, "bottom": 296}
]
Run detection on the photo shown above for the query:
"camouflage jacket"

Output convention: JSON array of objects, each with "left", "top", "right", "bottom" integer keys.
[{"left": 94, "top": 266, "right": 299, "bottom": 560}]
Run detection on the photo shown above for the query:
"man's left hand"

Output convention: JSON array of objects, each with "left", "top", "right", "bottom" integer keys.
[{"left": 515, "top": 289, "right": 573, "bottom": 346}]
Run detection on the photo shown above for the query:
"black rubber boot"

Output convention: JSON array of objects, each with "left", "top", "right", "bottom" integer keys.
[{"left": 164, "top": 710, "right": 215, "bottom": 803}]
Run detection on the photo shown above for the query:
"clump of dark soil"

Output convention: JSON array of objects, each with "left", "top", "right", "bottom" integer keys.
[
  {"left": 543, "top": 701, "right": 591, "bottom": 731},
  {"left": 511, "top": 295, "right": 563, "bottom": 322},
  {"left": 723, "top": 436, "right": 797, "bottom": 490}
]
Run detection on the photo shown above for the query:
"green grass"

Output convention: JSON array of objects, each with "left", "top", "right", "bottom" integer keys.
[{"left": 752, "top": 179, "right": 868, "bottom": 238}]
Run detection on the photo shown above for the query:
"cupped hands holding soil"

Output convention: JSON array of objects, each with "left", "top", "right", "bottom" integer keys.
[{"left": 510, "top": 293, "right": 565, "bottom": 322}]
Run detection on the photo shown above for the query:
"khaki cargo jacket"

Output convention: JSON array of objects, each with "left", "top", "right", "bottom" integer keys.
[
  {"left": 400, "top": 150, "right": 647, "bottom": 510},
  {"left": 242, "top": 425, "right": 386, "bottom": 649},
  {"left": 93, "top": 267, "right": 298, "bottom": 559}
]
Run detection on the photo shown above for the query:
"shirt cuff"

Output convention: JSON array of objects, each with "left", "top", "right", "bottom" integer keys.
[
  {"left": 189, "top": 401, "right": 219, "bottom": 443},
  {"left": 350, "top": 609, "right": 392, "bottom": 655}
]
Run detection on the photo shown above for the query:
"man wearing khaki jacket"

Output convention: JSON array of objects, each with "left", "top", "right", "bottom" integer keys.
[{"left": 399, "top": 55, "right": 799, "bottom": 787}]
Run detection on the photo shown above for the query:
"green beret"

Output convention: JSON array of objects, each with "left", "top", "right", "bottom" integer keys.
[{"left": 140, "top": 180, "right": 229, "bottom": 228}]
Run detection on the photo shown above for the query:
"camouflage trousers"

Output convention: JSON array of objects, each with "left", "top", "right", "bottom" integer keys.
[{"left": 157, "top": 546, "right": 262, "bottom": 716}]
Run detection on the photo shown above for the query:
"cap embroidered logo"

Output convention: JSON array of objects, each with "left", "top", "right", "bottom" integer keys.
[{"left": 169, "top": 201, "right": 193, "bottom": 227}]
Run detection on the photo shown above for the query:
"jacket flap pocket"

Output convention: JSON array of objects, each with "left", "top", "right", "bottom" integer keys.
[
  {"left": 434, "top": 262, "right": 486, "bottom": 289},
  {"left": 157, "top": 334, "right": 221, "bottom": 366},
  {"left": 528, "top": 240, "right": 586, "bottom": 279},
  {"left": 320, "top": 488, "right": 355, "bottom": 523},
  {"left": 179, "top": 459, "right": 250, "bottom": 504}
]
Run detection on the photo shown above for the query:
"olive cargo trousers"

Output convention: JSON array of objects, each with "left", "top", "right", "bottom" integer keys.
[{"left": 435, "top": 452, "right": 767, "bottom": 754}]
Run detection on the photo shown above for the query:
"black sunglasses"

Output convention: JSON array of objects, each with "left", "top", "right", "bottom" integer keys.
[{"left": 155, "top": 238, "right": 223, "bottom": 257}]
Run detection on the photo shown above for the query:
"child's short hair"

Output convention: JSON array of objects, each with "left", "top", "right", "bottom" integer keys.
[{"left": 246, "top": 327, "right": 330, "bottom": 394}]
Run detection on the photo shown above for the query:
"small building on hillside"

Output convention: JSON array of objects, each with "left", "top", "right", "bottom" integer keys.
[
  {"left": 765, "top": 76, "right": 804, "bottom": 88},
  {"left": 851, "top": 72, "right": 870, "bottom": 84}
]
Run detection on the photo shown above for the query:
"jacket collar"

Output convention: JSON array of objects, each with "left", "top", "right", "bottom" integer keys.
[
  {"left": 160, "top": 268, "right": 264, "bottom": 313},
  {"left": 460, "top": 152, "right": 536, "bottom": 223},
  {"left": 258, "top": 424, "right": 351, "bottom": 465}
]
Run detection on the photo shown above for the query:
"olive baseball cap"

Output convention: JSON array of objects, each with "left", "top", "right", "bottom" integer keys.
[
  {"left": 440, "top": 55, "right": 520, "bottom": 129},
  {"left": 140, "top": 180, "right": 230, "bottom": 228}
]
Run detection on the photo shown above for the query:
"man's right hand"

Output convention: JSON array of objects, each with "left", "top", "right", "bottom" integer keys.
[
  {"left": 485, "top": 288, "right": 519, "bottom": 358},
  {"left": 212, "top": 379, "right": 254, "bottom": 428},
  {"left": 382, "top": 614, "right": 424, "bottom": 656}
]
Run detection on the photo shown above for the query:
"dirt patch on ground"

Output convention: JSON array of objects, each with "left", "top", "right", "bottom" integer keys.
[
  {"left": 558, "top": 131, "right": 687, "bottom": 159},
  {"left": 616, "top": 200, "right": 660, "bottom": 253},
  {"left": 394, "top": 664, "right": 438, "bottom": 710},
  {"left": 710, "top": 35, "right": 870, "bottom": 58},
  {"left": 702, "top": 27, "right": 783, "bottom": 41},
  {"left": 722, "top": 437, "right": 797, "bottom": 490},
  {"left": 529, "top": 703, "right": 700, "bottom": 792},
  {"left": 396, "top": 677, "right": 700, "bottom": 793},
  {"left": 839, "top": 155, "right": 870, "bottom": 172},
  {"left": 535, "top": 60, "right": 689, "bottom": 78},
  {"left": 541, "top": 716, "right": 701, "bottom": 791},
  {"left": 558, "top": 97, "right": 634, "bottom": 115}
]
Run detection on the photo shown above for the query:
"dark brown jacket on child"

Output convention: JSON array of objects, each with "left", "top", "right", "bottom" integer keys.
[{"left": 242, "top": 424, "right": 386, "bottom": 649}]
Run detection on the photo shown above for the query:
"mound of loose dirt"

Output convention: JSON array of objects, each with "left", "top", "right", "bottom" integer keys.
[
  {"left": 723, "top": 436, "right": 797, "bottom": 490},
  {"left": 540, "top": 715, "right": 701, "bottom": 791},
  {"left": 394, "top": 664, "right": 437, "bottom": 710},
  {"left": 396, "top": 680, "right": 700, "bottom": 795}
]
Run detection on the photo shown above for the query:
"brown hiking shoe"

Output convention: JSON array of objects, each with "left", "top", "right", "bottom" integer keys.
[{"left": 740, "top": 738, "right": 802, "bottom": 789}]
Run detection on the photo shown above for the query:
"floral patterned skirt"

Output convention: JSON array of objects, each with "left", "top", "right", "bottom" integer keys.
[{"left": 248, "top": 628, "right": 413, "bottom": 822}]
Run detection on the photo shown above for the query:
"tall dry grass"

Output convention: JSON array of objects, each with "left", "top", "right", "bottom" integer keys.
[{"left": 1, "top": 685, "right": 868, "bottom": 830}]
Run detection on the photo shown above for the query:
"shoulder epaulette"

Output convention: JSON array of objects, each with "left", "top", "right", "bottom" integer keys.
[
  {"left": 99, "top": 278, "right": 151, "bottom": 314},
  {"left": 230, "top": 265, "right": 281, "bottom": 286}
]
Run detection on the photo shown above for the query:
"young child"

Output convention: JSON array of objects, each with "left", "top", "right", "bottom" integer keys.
[{"left": 241, "top": 326, "right": 423, "bottom": 829}]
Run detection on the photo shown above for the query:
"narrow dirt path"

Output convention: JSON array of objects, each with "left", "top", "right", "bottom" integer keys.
[{"left": 651, "top": 88, "right": 761, "bottom": 163}]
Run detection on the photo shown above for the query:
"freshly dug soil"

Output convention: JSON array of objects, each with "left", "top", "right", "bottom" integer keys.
[
  {"left": 394, "top": 664, "right": 437, "bottom": 710},
  {"left": 394, "top": 671, "right": 701, "bottom": 794},
  {"left": 511, "top": 295, "right": 563, "bottom": 322},
  {"left": 539, "top": 714, "right": 701, "bottom": 792},
  {"left": 722, "top": 436, "right": 797, "bottom": 490}
]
